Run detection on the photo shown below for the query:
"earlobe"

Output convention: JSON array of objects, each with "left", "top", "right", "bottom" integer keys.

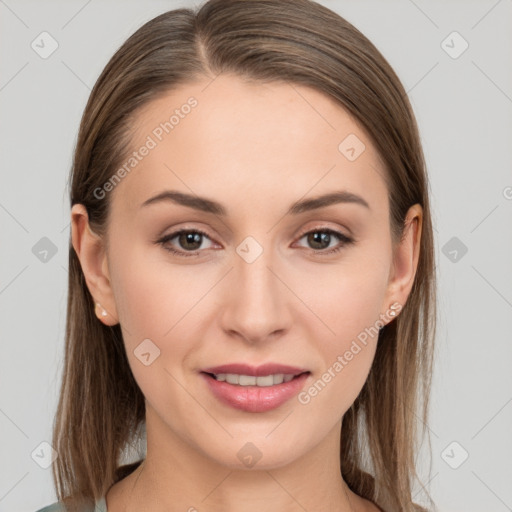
[
  {"left": 70, "top": 204, "right": 119, "bottom": 326},
  {"left": 94, "top": 301, "right": 117, "bottom": 325}
]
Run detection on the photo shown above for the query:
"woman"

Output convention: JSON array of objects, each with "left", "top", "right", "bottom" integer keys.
[{"left": 36, "top": 0, "right": 437, "bottom": 510}]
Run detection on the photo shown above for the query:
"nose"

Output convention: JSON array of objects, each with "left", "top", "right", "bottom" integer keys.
[{"left": 218, "top": 241, "right": 292, "bottom": 345}]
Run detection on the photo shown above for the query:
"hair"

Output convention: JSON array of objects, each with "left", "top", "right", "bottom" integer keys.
[{"left": 53, "top": 1, "right": 438, "bottom": 511}]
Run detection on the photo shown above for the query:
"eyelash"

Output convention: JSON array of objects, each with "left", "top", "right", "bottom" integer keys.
[{"left": 155, "top": 227, "right": 354, "bottom": 258}]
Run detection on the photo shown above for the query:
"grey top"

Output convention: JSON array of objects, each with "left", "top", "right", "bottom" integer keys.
[{"left": 35, "top": 496, "right": 107, "bottom": 512}]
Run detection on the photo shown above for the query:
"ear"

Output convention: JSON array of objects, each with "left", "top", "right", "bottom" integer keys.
[
  {"left": 71, "top": 204, "right": 119, "bottom": 326},
  {"left": 382, "top": 203, "right": 423, "bottom": 321}
]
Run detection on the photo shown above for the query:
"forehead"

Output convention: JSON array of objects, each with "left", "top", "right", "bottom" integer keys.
[{"left": 109, "top": 73, "right": 388, "bottom": 219}]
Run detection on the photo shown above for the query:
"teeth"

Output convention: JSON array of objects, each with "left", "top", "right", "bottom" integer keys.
[
  {"left": 239, "top": 375, "right": 257, "bottom": 386},
  {"left": 225, "top": 373, "right": 238, "bottom": 384},
  {"left": 213, "top": 373, "right": 297, "bottom": 386}
]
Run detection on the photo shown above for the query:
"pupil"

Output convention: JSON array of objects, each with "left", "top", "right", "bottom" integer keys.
[
  {"left": 180, "top": 232, "right": 201, "bottom": 250},
  {"left": 309, "top": 232, "right": 330, "bottom": 249}
]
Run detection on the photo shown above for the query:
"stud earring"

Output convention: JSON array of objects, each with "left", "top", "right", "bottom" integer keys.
[
  {"left": 95, "top": 302, "right": 108, "bottom": 317},
  {"left": 389, "top": 303, "right": 400, "bottom": 317}
]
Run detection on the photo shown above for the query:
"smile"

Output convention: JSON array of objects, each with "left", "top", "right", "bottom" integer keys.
[{"left": 200, "top": 371, "right": 311, "bottom": 412}]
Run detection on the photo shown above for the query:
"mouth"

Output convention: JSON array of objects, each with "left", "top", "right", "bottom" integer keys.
[{"left": 199, "top": 364, "right": 311, "bottom": 412}]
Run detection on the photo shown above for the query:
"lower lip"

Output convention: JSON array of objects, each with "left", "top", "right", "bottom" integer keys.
[{"left": 200, "top": 372, "right": 310, "bottom": 413}]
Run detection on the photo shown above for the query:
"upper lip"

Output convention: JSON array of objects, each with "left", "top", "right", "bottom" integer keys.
[{"left": 201, "top": 363, "right": 309, "bottom": 377}]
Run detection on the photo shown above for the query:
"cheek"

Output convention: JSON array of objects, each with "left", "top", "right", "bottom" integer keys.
[
  {"left": 109, "top": 239, "right": 208, "bottom": 339},
  {"left": 107, "top": 244, "right": 199, "bottom": 407},
  {"left": 297, "top": 251, "right": 389, "bottom": 346},
  {"left": 293, "top": 253, "right": 389, "bottom": 410},
  {"left": 108, "top": 242, "right": 217, "bottom": 394}
]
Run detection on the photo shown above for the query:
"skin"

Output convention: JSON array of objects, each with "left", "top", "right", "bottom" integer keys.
[{"left": 71, "top": 74, "right": 422, "bottom": 512}]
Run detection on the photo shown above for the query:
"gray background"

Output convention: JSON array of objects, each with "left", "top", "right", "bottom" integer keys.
[{"left": 1, "top": 0, "right": 511, "bottom": 511}]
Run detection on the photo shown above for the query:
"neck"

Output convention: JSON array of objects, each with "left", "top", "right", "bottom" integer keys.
[{"left": 116, "top": 407, "right": 362, "bottom": 512}]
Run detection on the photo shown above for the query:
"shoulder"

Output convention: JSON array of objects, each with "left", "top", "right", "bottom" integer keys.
[
  {"left": 34, "top": 503, "right": 67, "bottom": 512},
  {"left": 35, "top": 496, "right": 107, "bottom": 512}
]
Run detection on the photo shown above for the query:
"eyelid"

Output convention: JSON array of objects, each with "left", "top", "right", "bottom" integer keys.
[
  {"left": 156, "top": 222, "right": 354, "bottom": 257},
  {"left": 294, "top": 222, "right": 352, "bottom": 240}
]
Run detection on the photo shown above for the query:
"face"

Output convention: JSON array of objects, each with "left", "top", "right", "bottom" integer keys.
[{"left": 75, "top": 74, "right": 419, "bottom": 470}]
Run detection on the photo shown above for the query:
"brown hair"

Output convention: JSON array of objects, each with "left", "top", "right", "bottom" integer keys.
[{"left": 53, "top": 1, "right": 437, "bottom": 511}]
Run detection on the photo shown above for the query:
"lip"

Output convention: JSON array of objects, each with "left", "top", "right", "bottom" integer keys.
[
  {"left": 200, "top": 367, "right": 311, "bottom": 413},
  {"left": 201, "top": 363, "right": 308, "bottom": 376}
]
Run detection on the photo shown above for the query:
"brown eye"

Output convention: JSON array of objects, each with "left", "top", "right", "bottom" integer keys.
[
  {"left": 296, "top": 228, "right": 354, "bottom": 255},
  {"left": 157, "top": 229, "right": 214, "bottom": 257},
  {"left": 176, "top": 231, "right": 203, "bottom": 251}
]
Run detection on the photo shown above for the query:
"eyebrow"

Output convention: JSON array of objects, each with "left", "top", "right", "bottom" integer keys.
[{"left": 140, "top": 189, "right": 370, "bottom": 215}]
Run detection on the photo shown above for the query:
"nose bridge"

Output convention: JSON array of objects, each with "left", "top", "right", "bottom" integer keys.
[{"left": 220, "top": 234, "right": 289, "bottom": 342}]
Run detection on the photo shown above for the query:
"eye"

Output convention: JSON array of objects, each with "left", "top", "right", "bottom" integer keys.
[
  {"left": 155, "top": 226, "right": 354, "bottom": 258},
  {"left": 156, "top": 229, "right": 215, "bottom": 257},
  {"left": 295, "top": 228, "right": 354, "bottom": 255}
]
